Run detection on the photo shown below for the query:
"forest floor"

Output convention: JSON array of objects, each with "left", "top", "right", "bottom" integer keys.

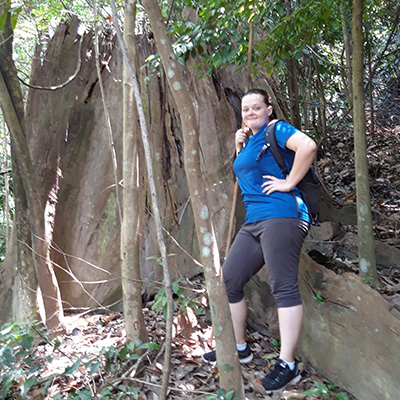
[
  {"left": 27, "top": 303, "right": 358, "bottom": 400},
  {"left": 3, "top": 115, "right": 400, "bottom": 399}
]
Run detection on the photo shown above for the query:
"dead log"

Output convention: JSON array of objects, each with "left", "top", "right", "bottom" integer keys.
[{"left": 246, "top": 252, "right": 400, "bottom": 399}]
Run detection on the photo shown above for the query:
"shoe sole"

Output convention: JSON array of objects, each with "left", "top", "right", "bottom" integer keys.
[
  {"left": 202, "top": 352, "right": 253, "bottom": 365},
  {"left": 264, "top": 374, "right": 301, "bottom": 394},
  {"left": 239, "top": 353, "right": 253, "bottom": 364}
]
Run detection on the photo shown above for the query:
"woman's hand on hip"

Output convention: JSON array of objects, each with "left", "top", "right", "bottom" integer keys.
[{"left": 261, "top": 175, "right": 293, "bottom": 195}]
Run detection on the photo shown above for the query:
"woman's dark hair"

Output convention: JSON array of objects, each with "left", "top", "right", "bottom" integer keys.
[{"left": 243, "top": 88, "right": 277, "bottom": 119}]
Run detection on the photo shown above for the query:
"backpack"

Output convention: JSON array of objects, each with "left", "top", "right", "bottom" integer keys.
[{"left": 256, "top": 120, "right": 321, "bottom": 225}]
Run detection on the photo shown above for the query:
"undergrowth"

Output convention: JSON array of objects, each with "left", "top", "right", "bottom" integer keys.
[{"left": 0, "top": 322, "right": 158, "bottom": 399}]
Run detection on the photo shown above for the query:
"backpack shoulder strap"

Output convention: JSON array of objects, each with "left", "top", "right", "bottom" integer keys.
[{"left": 265, "top": 119, "right": 289, "bottom": 176}]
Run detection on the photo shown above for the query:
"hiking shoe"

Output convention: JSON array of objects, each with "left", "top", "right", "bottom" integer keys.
[
  {"left": 202, "top": 343, "right": 253, "bottom": 364},
  {"left": 261, "top": 358, "right": 301, "bottom": 393}
]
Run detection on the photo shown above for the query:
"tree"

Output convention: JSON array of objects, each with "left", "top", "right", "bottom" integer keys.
[
  {"left": 351, "top": 0, "right": 377, "bottom": 284},
  {"left": 0, "top": 4, "right": 64, "bottom": 330},
  {"left": 119, "top": 0, "right": 149, "bottom": 347},
  {"left": 285, "top": 0, "right": 301, "bottom": 128},
  {"left": 108, "top": 1, "right": 175, "bottom": 398},
  {"left": 141, "top": 0, "right": 245, "bottom": 396},
  {"left": 1, "top": 116, "right": 11, "bottom": 255},
  {"left": 340, "top": 1, "right": 353, "bottom": 109}
]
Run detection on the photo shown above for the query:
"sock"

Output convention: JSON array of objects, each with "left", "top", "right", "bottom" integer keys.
[
  {"left": 281, "top": 359, "right": 295, "bottom": 370},
  {"left": 236, "top": 343, "right": 247, "bottom": 351}
]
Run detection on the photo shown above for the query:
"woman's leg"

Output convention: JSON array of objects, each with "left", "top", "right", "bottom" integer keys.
[
  {"left": 259, "top": 218, "right": 309, "bottom": 360},
  {"left": 258, "top": 219, "right": 309, "bottom": 392},
  {"left": 277, "top": 304, "right": 304, "bottom": 363},
  {"left": 202, "top": 224, "right": 264, "bottom": 364},
  {"left": 229, "top": 298, "right": 248, "bottom": 344},
  {"left": 223, "top": 224, "right": 265, "bottom": 343}
]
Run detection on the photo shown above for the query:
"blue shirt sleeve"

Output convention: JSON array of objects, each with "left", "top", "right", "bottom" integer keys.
[{"left": 275, "top": 120, "right": 301, "bottom": 150}]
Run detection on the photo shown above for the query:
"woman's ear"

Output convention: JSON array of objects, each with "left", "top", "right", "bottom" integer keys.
[{"left": 267, "top": 105, "right": 273, "bottom": 116}]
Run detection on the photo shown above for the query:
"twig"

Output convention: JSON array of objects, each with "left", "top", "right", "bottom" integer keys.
[
  {"left": 18, "top": 35, "right": 84, "bottom": 90},
  {"left": 102, "top": 376, "right": 219, "bottom": 397},
  {"left": 93, "top": 0, "right": 122, "bottom": 222}
]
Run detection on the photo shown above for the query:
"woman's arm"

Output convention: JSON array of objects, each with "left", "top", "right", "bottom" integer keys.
[{"left": 261, "top": 131, "right": 317, "bottom": 195}]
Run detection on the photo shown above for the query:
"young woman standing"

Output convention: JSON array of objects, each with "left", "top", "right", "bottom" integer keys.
[{"left": 202, "top": 88, "right": 317, "bottom": 393}]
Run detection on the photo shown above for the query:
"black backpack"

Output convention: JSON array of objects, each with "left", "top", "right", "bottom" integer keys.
[{"left": 256, "top": 120, "right": 320, "bottom": 225}]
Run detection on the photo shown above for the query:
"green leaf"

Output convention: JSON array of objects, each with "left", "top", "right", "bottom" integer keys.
[
  {"left": 19, "top": 334, "right": 34, "bottom": 350},
  {"left": 119, "top": 345, "right": 128, "bottom": 361},
  {"left": 76, "top": 389, "right": 92, "bottom": 399},
  {"left": 89, "top": 361, "right": 101, "bottom": 375},
  {"left": 100, "top": 387, "right": 112, "bottom": 396},
  {"left": 20, "top": 375, "right": 37, "bottom": 399},
  {"left": 315, "top": 381, "right": 329, "bottom": 394},
  {"left": 172, "top": 279, "right": 180, "bottom": 294},
  {"left": 0, "top": 346, "right": 14, "bottom": 367},
  {"left": 262, "top": 353, "right": 278, "bottom": 360},
  {"left": 301, "top": 387, "right": 321, "bottom": 396},
  {"left": 9, "top": 12, "right": 18, "bottom": 30},
  {"left": 363, "top": 276, "right": 374, "bottom": 282},
  {"left": 63, "top": 359, "right": 82, "bottom": 375},
  {"left": 216, "top": 388, "right": 226, "bottom": 399},
  {"left": 0, "top": 375, "right": 14, "bottom": 400},
  {"left": 0, "top": 12, "right": 7, "bottom": 31},
  {"left": 53, "top": 338, "right": 61, "bottom": 349},
  {"left": 336, "top": 393, "right": 349, "bottom": 400},
  {"left": 315, "top": 291, "right": 325, "bottom": 303},
  {"left": 225, "top": 389, "right": 235, "bottom": 400},
  {"left": 270, "top": 338, "right": 280, "bottom": 348},
  {"left": 126, "top": 342, "right": 135, "bottom": 351},
  {"left": 10, "top": 4, "right": 23, "bottom": 13},
  {"left": 41, "top": 378, "right": 54, "bottom": 397},
  {"left": 138, "top": 342, "right": 159, "bottom": 350}
]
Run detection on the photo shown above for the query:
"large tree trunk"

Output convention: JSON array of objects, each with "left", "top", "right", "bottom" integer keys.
[
  {"left": 0, "top": 15, "right": 239, "bottom": 323},
  {"left": 0, "top": 8, "right": 63, "bottom": 330}
]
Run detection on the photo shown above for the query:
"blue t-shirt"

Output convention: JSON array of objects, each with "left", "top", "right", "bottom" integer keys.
[{"left": 233, "top": 121, "right": 310, "bottom": 223}]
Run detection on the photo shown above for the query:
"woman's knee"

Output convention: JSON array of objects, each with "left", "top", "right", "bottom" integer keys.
[
  {"left": 270, "top": 279, "right": 302, "bottom": 308},
  {"left": 224, "top": 273, "right": 246, "bottom": 303}
]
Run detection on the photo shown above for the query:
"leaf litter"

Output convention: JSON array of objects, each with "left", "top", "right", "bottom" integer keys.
[
  {"left": 4, "top": 85, "right": 399, "bottom": 400},
  {"left": 6, "top": 274, "right": 357, "bottom": 400}
]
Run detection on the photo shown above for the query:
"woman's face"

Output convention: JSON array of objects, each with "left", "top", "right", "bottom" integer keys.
[{"left": 241, "top": 93, "right": 272, "bottom": 133}]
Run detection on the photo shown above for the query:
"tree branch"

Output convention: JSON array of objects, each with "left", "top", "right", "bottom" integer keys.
[{"left": 17, "top": 34, "right": 84, "bottom": 91}]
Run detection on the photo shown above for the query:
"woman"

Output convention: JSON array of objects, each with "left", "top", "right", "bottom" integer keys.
[{"left": 202, "top": 88, "right": 317, "bottom": 393}]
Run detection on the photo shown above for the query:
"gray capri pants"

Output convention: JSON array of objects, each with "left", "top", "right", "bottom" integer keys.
[{"left": 223, "top": 218, "right": 309, "bottom": 308}]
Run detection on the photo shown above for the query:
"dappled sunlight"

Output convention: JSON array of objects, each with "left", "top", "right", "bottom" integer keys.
[
  {"left": 173, "top": 306, "right": 214, "bottom": 358},
  {"left": 38, "top": 314, "right": 125, "bottom": 380}
]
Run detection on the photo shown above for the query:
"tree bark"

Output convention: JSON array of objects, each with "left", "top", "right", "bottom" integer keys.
[
  {"left": 109, "top": 2, "right": 175, "bottom": 399},
  {"left": 120, "top": 0, "right": 149, "bottom": 346},
  {"left": 341, "top": 3, "right": 353, "bottom": 109},
  {"left": 0, "top": 8, "right": 64, "bottom": 330},
  {"left": 141, "top": 0, "right": 245, "bottom": 396},
  {"left": 285, "top": 0, "right": 301, "bottom": 128},
  {"left": 311, "top": 54, "right": 327, "bottom": 139},
  {"left": 2, "top": 118, "right": 10, "bottom": 243},
  {"left": 351, "top": 0, "right": 377, "bottom": 284}
]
